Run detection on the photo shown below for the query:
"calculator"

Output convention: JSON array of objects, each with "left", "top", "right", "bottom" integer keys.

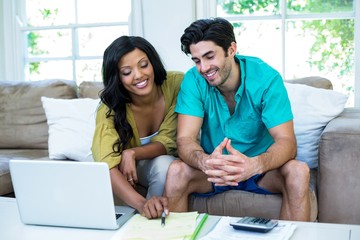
[{"left": 230, "top": 216, "right": 278, "bottom": 233}]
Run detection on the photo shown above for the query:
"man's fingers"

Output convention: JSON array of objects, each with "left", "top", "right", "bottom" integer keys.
[
  {"left": 207, "top": 159, "right": 246, "bottom": 180},
  {"left": 208, "top": 176, "right": 239, "bottom": 186},
  {"left": 205, "top": 169, "right": 226, "bottom": 177},
  {"left": 214, "top": 181, "right": 239, "bottom": 186},
  {"left": 205, "top": 164, "right": 243, "bottom": 176},
  {"left": 207, "top": 156, "right": 244, "bottom": 164},
  {"left": 225, "top": 139, "right": 241, "bottom": 156},
  {"left": 206, "top": 158, "right": 224, "bottom": 167},
  {"left": 220, "top": 165, "right": 244, "bottom": 174},
  {"left": 212, "top": 137, "right": 229, "bottom": 155}
]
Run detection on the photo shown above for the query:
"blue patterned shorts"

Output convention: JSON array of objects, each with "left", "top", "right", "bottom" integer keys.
[{"left": 192, "top": 174, "right": 275, "bottom": 197}]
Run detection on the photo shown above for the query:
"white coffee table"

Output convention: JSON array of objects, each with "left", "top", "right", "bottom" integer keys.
[
  {"left": 0, "top": 196, "right": 212, "bottom": 240},
  {"left": 1, "top": 196, "right": 359, "bottom": 240},
  {"left": 200, "top": 216, "right": 360, "bottom": 240},
  {"left": 0, "top": 197, "right": 118, "bottom": 240}
]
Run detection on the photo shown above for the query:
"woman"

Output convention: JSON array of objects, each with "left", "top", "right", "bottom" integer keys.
[{"left": 92, "top": 36, "right": 183, "bottom": 219}]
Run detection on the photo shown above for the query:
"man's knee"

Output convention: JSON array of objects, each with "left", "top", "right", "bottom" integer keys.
[
  {"left": 283, "top": 160, "right": 310, "bottom": 190},
  {"left": 166, "top": 159, "right": 189, "bottom": 181}
]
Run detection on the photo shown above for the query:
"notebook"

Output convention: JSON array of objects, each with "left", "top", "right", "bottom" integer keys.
[{"left": 9, "top": 159, "right": 136, "bottom": 230}]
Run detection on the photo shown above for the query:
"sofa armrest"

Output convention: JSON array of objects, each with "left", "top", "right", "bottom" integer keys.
[{"left": 318, "top": 107, "right": 360, "bottom": 224}]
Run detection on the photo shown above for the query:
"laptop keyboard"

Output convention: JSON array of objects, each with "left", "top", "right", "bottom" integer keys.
[{"left": 115, "top": 213, "right": 123, "bottom": 219}]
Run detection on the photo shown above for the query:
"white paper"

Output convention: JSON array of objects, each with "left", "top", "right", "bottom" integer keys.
[
  {"left": 199, "top": 217, "right": 296, "bottom": 240},
  {"left": 110, "top": 212, "right": 199, "bottom": 240}
]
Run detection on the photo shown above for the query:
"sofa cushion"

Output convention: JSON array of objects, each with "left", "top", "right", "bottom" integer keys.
[
  {"left": 0, "top": 80, "right": 77, "bottom": 149},
  {"left": 189, "top": 169, "right": 318, "bottom": 221},
  {"left": 41, "top": 97, "right": 100, "bottom": 162},
  {"left": 0, "top": 161, "right": 13, "bottom": 196},
  {"left": 284, "top": 82, "right": 348, "bottom": 168},
  {"left": 0, "top": 149, "right": 50, "bottom": 195}
]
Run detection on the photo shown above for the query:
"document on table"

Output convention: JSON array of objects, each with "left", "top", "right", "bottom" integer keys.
[
  {"left": 111, "top": 211, "right": 199, "bottom": 240},
  {"left": 198, "top": 216, "right": 296, "bottom": 240}
]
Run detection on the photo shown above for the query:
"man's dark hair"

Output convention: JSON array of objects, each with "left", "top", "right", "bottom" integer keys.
[{"left": 180, "top": 17, "right": 236, "bottom": 55}]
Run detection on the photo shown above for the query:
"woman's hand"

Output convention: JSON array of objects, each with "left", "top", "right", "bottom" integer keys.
[
  {"left": 119, "top": 149, "right": 137, "bottom": 186},
  {"left": 141, "top": 196, "right": 169, "bottom": 219}
]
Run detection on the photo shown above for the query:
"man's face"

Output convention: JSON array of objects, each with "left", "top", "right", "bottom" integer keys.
[{"left": 189, "top": 41, "right": 233, "bottom": 87}]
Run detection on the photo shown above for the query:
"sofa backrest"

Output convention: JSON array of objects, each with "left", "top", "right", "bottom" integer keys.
[
  {"left": 78, "top": 81, "right": 103, "bottom": 99},
  {"left": 0, "top": 74, "right": 331, "bottom": 150},
  {"left": 78, "top": 75, "right": 334, "bottom": 98},
  {"left": 0, "top": 79, "right": 77, "bottom": 149},
  {"left": 285, "top": 76, "right": 333, "bottom": 90},
  {"left": 78, "top": 71, "right": 185, "bottom": 99}
]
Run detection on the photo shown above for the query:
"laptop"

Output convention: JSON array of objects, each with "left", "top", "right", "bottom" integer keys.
[{"left": 9, "top": 159, "right": 136, "bottom": 230}]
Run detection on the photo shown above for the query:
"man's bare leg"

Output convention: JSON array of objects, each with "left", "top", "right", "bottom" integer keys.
[
  {"left": 164, "top": 159, "right": 212, "bottom": 212},
  {"left": 258, "top": 160, "right": 311, "bottom": 221}
]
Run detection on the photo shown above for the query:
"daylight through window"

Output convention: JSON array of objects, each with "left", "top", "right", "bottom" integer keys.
[
  {"left": 19, "top": 0, "right": 131, "bottom": 85},
  {"left": 216, "top": 0, "right": 355, "bottom": 106}
]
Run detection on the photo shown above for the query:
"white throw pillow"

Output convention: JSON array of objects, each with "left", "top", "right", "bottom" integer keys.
[
  {"left": 284, "top": 83, "right": 348, "bottom": 168},
  {"left": 41, "top": 97, "right": 100, "bottom": 162}
]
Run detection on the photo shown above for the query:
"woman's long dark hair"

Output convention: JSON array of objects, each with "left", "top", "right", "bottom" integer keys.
[{"left": 100, "top": 36, "right": 167, "bottom": 155}]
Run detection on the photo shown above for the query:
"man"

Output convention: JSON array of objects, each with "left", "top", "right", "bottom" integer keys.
[{"left": 164, "top": 17, "right": 310, "bottom": 221}]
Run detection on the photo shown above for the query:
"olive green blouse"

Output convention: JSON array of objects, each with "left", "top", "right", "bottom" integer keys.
[{"left": 92, "top": 71, "right": 183, "bottom": 169}]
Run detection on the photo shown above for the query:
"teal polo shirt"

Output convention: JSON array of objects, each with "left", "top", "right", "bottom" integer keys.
[{"left": 175, "top": 55, "right": 293, "bottom": 157}]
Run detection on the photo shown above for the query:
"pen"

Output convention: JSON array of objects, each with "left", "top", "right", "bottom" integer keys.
[{"left": 161, "top": 211, "right": 166, "bottom": 227}]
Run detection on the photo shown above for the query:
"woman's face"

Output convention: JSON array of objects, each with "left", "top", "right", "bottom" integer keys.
[{"left": 118, "top": 48, "right": 155, "bottom": 97}]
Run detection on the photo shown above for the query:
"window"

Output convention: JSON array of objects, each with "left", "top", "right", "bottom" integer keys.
[
  {"left": 17, "top": 0, "right": 132, "bottom": 85},
  {"left": 215, "top": 0, "right": 357, "bottom": 106}
]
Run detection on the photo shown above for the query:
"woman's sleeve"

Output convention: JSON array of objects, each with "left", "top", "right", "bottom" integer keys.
[{"left": 91, "top": 104, "right": 121, "bottom": 169}]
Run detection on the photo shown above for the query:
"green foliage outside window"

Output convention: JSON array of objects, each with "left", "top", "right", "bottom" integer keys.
[
  {"left": 27, "top": 32, "right": 43, "bottom": 74},
  {"left": 219, "top": 0, "right": 354, "bottom": 95},
  {"left": 221, "top": 0, "right": 279, "bottom": 14},
  {"left": 27, "top": 8, "right": 57, "bottom": 74}
]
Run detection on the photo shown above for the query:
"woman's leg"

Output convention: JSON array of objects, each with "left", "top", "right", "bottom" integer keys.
[{"left": 136, "top": 155, "right": 176, "bottom": 198}]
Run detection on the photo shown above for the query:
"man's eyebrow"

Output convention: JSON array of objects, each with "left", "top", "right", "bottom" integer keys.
[{"left": 191, "top": 51, "right": 214, "bottom": 61}]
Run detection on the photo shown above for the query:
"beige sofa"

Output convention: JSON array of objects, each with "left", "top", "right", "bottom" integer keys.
[{"left": 1, "top": 75, "right": 359, "bottom": 224}]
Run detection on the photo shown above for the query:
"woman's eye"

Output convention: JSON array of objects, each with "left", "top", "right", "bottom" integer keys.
[
  {"left": 141, "top": 62, "right": 148, "bottom": 68},
  {"left": 121, "top": 71, "right": 131, "bottom": 76}
]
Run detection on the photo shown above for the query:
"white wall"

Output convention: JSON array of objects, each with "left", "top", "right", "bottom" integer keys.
[
  {"left": 0, "top": 0, "right": 23, "bottom": 81},
  {"left": 0, "top": 0, "right": 5, "bottom": 80},
  {"left": 141, "top": 0, "right": 195, "bottom": 72}
]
